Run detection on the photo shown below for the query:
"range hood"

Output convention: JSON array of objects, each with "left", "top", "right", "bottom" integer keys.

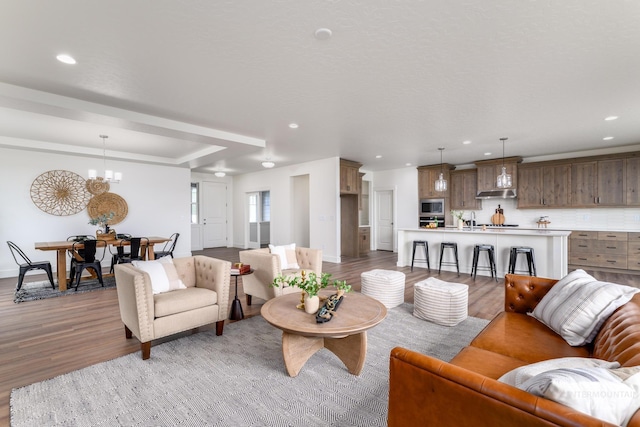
[{"left": 475, "top": 189, "right": 517, "bottom": 199}]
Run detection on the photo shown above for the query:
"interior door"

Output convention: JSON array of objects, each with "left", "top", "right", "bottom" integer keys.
[
  {"left": 247, "top": 192, "right": 260, "bottom": 249},
  {"left": 376, "top": 189, "right": 394, "bottom": 251},
  {"left": 202, "top": 181, "right": 227, "bottom": 248}
]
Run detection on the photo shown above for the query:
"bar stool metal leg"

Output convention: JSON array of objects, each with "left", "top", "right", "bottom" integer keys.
[
  {"left": 439, "top": 242, "right": 459, "bottom": 276},
  {"left": 411, "top": 240, "right": 430, "bottom": 272}
]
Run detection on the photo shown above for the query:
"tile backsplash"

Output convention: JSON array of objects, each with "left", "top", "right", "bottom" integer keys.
[{"left": 464, "top": 199, "right": 640, "bottom": 231}]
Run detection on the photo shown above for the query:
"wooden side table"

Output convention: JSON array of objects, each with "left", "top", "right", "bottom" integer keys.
[{"left": 230, "top": 269, "right": 253, "bottom": 320}]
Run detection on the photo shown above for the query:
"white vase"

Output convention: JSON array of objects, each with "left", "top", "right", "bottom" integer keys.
[
  {"left": 304, "top": 294, "right": 320, "bottom": 314},
  {"left": 457, "top": 219, "right": 464, "bottom": 230}
]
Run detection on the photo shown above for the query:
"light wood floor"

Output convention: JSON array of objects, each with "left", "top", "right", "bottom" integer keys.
[{"left": 0, "top": 248, "right": 636, "bottom": 425}]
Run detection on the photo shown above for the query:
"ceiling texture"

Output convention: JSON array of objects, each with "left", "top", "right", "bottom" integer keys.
[{"left": 1, "top": 1, "right": 640, "bottom": 175}]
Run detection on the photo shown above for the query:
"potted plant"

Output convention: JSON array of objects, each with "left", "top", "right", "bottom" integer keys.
[
  {"left": 272, "top": 271, "right": 348, "bottom": 314},
  {"left": 451, "top": 210, "right": 465, "bottom": 230},
  {"left": 89, "top": 212, "right": 115, "bottom": 236}
]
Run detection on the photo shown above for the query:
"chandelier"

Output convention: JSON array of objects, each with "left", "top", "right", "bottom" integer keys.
[
  {"left": 496, "top": 137, "right": 511, "bottom": 188},
  {"left": 434, "top": 147, "right": 447, "bottom": 192},
  {"left": 88, "top": 135, "right": 122, "bottom": 183}
]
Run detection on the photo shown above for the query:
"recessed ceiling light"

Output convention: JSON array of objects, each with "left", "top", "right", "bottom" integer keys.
[
  {"left": 605, "top": 116, "right": 619, "bottom": 121},
  {"left": 375, "top": 155, "right": 382, "bottom": 159},
  {"left": 484, "top": 152, "right": 492, "bottom": 156},
  {"left": 405, "top": 163, "right": 412, "bottom": 166},
  {"left": 603, "top": 136, "right": 614, "bottom": 141},
  {"left": 288, "top": 123, "right": 299, "bottom": 129},
  {"left": 56, "top": 54, "right": 76, "bottom": 64},
  {"left": 462, "top": 140, "right": 472, "bottom": 145},
  {"left": 314, "top": 28, "right": 332, "bottom": 40},
  {"left": 262, "top": 161, "right": 275, "bottom": 168},
  {"left": 214, "top": 172, "right": 226, "bottom": 177}
]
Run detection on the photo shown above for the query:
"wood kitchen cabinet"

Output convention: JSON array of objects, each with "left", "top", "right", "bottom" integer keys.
[
  {"left": 569, "top": 231, "right": 628, "bottom": 270},
  {"left": 417, "top": 163, "right": 454, "bottom": 199},
  {"left": 627, "top": 158, "right": 640, "bottom": 205},
  {"left": 340, "top": 159, "right": 362, "bottom": 195},
  {"left": 517, "top": 163, "right": 571, "bottom": 208},
  {"left": 359, "top": 227, "right": 370, "bottom": 254},
  {"left": 570, "top": 159, "right": 625, "bottom": 206},
  {"left": 450, "top": 169, "right": 481, "bottom": 210},
  {"left": 474, "top": 157, "right": 522, "bottom": 193}
]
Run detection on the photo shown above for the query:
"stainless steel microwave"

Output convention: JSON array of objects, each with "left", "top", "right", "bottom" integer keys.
[{"left": 419, "top": 198, "right": 445, "bottom": 216}]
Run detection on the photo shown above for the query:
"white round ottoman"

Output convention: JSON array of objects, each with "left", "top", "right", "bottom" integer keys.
[
  {"left": 360, "top": 269, "right": 406, "bottom": 308},
  {"left": 414, "top": 277, "right": 468, "bottom": 326}
]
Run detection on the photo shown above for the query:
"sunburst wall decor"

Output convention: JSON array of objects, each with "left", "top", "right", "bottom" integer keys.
[{"left": 30, "top": 170, "right": 92, "bottom": 216}]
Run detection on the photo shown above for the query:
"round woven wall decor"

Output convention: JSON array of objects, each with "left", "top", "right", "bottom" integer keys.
[
  {"left": 30, "top": 170, "right": 92, "bottom": 216},
  {"left": 85, "top": 178, "right": 110, "bottom": 195},
  {"left": 87, "top": 192, "right": 128, "bottom": 225}
]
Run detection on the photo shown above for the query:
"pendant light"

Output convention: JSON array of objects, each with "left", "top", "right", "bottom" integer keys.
[
  {"left": 434, "top": 147, "right": 447, "bottom": 192},
  {"left": 496, "top": 137, "right": 511, "bottom": 188},
  {"left": 88, "top": 135, "right": 122, "bottom": 183}
]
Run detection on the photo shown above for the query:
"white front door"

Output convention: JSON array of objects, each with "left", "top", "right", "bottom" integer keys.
[
  {"left": 202, "top": 181, "right": 227, "bottom": 248},
  {"left": 376, "top": 189, "right": 394, "bottom": 251},
  {"left": 247, "top": 192, "right": 260, "bottom": 248}
]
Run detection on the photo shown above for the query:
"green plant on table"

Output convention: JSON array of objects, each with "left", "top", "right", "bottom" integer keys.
[
  {"left": 272, "top": 271, "right": 348, "bottom": 297},
  {"left": 88, "top": 212, "right": 115, "bottom": 232}
]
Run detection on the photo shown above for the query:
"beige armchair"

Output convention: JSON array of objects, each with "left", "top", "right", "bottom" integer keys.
[
  {"left": 114, "top": 255, "right": 231, "bottom": 359},
  {"left": 239, "top": 247, "right": 322, "bottom": 305}
]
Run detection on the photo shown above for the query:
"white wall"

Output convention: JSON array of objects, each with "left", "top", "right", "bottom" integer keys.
[
  {"left": 231, "top": 157, "right": 340, "bottom": 262},
  {"left": 0, "top": 147, "right": 192, "bottom": 278}
]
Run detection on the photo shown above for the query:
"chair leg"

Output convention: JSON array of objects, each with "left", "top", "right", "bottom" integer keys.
[
  {"left": 125, "top": 325, "right": 133, "bottom": 339},
  {"left": 141, "top": 342, "right": 151, "bottom": 360},
  {"left": 16, "top": 273, "right": 26, "bottom": 291},
  {"left": 246, "top": 294, "right": 252, "bottom": 306},
  {"left": 44, "top": 265, "right": 55, "bottom": 289},
  {"left": 215, "top": 320, "right": 224, "bottom": 336},
  {"left": 74, "top": 267, "right": 84, "bottom": 291},
  {"left": 94, "top": 266, "right": 104, "bottom": 286}
]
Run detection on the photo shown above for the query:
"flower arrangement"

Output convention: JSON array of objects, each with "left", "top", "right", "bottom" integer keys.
[
  {"left": 89, "top": 212, "right": 115, "bottom": 232},
  {"left": 450, "top": 210, "right": 465, "bottom": 221},
  {"left": 272, "top": 271, "right": 351, "bottom": 297}
]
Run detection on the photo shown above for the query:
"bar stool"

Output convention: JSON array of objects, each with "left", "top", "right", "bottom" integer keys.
[
  {"left": 411, "top": 240, "right": 430, "bottom": 272},
  {"left": 438, "top": 242, "right": 459, "bottom": 275},
  {"left": 508, "top": 246, "right": 537, "bottom": 276},
  {"left": 471, "top": 244, "right": 497, "bottom": 281}
]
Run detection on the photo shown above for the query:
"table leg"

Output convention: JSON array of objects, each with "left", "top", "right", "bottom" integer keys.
[
  {"left": 56, "top": 249, "right": 67, "bottom": 291},
  {"left": 325, "top": 332, "right": 367, "bottom": 375},
  {"left": 147, "top": 243, "right": 156, "bottom": 260},
  {"left": 229, "top": 276, "right": 244, "bottom": 320},
  {"left": 281, "top": 333, "right": 324, "bottom": 377},
  {"left": 280, "top": 331, "right": 367, "bottom": 377}
]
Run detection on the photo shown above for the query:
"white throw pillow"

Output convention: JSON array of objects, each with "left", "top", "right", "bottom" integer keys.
[
  {"left": 269, "top": 243, "right": 299, "bottom": 269},
  {"left": 499, "top": 357, "right": 620, "bottom": 388},
  {"left": 529, "top": 269, "right": 640, "bottom": 346},
  {"left": 519, "top": 367, "right": 640, "bottom": 426},
  {"left": 132, "top": 256, "right": 186, "bottom": 294}
]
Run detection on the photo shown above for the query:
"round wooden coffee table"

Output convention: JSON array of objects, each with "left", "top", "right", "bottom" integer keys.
[{"left": 261, "top": 291, "right": 387, "bottom": 377}]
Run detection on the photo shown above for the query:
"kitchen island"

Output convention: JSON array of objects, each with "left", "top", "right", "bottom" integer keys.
[{"left": 398, "top": 227, "right": 572, "bottom": 278}]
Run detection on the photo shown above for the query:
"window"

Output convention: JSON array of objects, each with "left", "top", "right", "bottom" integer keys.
[
  {"left": 261, "top": 191, "right": 271, "bottom": 222},
  {"left": 191, "top": 183, "right": 199, "bottom": 224}
]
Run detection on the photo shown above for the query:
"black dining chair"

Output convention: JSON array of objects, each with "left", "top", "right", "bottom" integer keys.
[
  {"left": 7, "top": 241, "right": 55, "bottom": 291},
  {"left": 111, "top": 237, "right": 149, "bottom": 268},
  {"left": 66, "top": 235, "right": 95, "bottom": 262},
  {"left": 154, "top": 233, "right": 179, "bottom": 259},
  {"left": 108, "top": 234, "right": 132, "bottom": 274},
  {"left": 69, "top": 239, "right": 107, "bottom": 291}
]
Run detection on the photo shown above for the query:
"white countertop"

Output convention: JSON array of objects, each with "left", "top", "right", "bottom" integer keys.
[{"left": 398, "top": 227, "right": 572, "bottom": 237}]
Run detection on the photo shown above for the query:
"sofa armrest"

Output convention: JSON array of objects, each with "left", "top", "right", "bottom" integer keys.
[
  {"left": 239, "top": 249, "right": 282, "bottom": 301},
  {"left": 295, "top": 247, "right": 322, "bottom": 273},
  {"left": 192, "top": 255, "right": 231, "bottom": 320},
  {"left": 114, "top": 263, "right": 155, "bottom": 343},
  {"left": 388, "top": 347, "right": 620, "bottom": 427},
  {"left": 504, "top": 274, "right": 559, "bottom": 314}
]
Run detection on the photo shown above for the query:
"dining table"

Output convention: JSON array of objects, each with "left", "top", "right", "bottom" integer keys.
[{"left": 35, "top": 236, "right": 170, "bottom": 291}]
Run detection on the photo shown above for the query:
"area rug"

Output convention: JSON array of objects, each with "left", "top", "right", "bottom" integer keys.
[
  {"left": 14, "top": 276, "right": 116, "bottom": 303},
  {"left": 10, "top": 303, "right": 489, "bottom": 426}
]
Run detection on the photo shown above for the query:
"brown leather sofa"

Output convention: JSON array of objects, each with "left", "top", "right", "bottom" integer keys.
[{"left": 388, "top": 274, "right": 640, "bottom": 427}]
